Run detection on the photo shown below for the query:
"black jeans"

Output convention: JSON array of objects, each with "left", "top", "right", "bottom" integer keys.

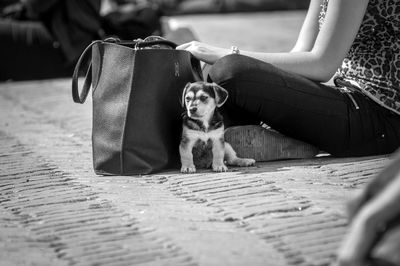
[
  {"left": 0, "top": 19, "right": 73, "bottom": 81},
  {"left": 208, "top": 54, "right": 400, "bottom": 157}
]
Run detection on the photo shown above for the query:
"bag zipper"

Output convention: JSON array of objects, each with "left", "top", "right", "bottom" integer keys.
[
  {"left": 334, "top": 77, "right": 361, "bottom": 110},
  {"left": 346, "top": 92, "right": 360, "bottom": 110}
]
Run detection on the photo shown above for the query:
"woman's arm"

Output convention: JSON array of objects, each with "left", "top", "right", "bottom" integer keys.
[
  {"left": 290, "top": 0, "right": 321, "bottom": 52},
  {"left": 178, "top": 0, "right": 369, "bottom": 82}
]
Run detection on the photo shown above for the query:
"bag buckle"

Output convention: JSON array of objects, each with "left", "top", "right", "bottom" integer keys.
[{"left": 134, "top": 38, "right": 144, "bottom": 50}]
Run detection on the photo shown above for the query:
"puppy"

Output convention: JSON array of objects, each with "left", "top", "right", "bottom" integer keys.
[{"left": 179, "top": 81, "right": 255, "bottom": 173}]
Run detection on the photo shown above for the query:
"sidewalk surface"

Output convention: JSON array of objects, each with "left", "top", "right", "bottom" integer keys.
[{"left": 0, "top": 11, "right": 396, "bottom": 266}]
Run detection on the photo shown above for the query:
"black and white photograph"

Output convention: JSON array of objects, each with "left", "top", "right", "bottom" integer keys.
[{"left": 0, "top": 0, "right": 399, "bottom": 265}]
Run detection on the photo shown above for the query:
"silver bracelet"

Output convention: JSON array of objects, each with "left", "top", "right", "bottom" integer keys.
[{"left": 231, "top": 46, "right": 240, "bottom": 54}]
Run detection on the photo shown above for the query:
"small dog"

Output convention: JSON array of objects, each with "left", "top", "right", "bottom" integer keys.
[{"left": 179, "top": 81, "right": 255, "bottom": 173}]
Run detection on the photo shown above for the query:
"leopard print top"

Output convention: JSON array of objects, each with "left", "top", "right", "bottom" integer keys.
[{"left": 320, "top": 0, "right": 400, "bottom": 115}]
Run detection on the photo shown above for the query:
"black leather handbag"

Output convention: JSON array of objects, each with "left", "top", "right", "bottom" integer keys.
[{"left": 72, "top": 37, "right": 202, "bottom": 175}]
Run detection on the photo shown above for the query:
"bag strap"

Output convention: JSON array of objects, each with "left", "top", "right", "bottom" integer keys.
[{"left": 72, "top": 40, "right": 102, "bottom": 104}]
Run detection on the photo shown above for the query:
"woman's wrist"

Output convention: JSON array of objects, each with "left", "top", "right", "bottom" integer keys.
[{"left": 213, "top": 46, "right": 238, "bottom": 63}]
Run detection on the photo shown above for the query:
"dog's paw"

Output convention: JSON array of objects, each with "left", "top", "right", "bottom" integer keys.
[
  {"left": 238, "top": 158, "right": 256, "bottom": 167},
  {"left": 228, "top": 157, "right": 256, "bottom": 167},
  {"left": 212, "top": 163, "right": 228, "bottom": 172},
  {"left": 181, "top": 165, "right": 196, "bottom": 174}
]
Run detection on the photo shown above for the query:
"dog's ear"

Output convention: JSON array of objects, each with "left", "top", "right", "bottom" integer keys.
[
  {"left": 212, "top": 83, "right": 228, "bottom": 107},
  {"left": 181, "top": 82, "right": 192, "bottom": 107}
]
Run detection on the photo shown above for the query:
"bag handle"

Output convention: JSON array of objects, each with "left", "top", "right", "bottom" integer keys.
[{"left": 72, "top": 40, "right": 102, "bottom": 104}]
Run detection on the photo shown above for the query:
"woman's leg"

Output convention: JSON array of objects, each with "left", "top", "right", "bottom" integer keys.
[
  {"left": 0, "top": 19, "right": 73, "bottom": 81},
  {"left": 208, "top": 54, "right": 400, "bottom": 157}
]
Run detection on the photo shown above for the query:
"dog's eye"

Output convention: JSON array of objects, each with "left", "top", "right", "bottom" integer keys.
[
  {"left": 185, "top": 96, "right": 192, "bottom": 102},
  {"left": 199, "top": 95, "right": 208, "bottom": 102}
]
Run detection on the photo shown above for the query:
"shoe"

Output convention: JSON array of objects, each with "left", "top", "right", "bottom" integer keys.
[{"left": 224, "top": 125, "right": 319, "bottom": 162}]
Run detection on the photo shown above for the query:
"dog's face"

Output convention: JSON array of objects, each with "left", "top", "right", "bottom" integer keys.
[{"left": 182, "top": 82, "right": 228, "bottom": 122}]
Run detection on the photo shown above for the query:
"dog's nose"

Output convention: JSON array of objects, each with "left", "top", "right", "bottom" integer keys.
[{"left": 189, "top": 107, "right": 197, "bottom": 114}]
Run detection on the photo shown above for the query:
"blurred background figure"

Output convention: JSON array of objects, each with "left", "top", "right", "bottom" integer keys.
[
  {"left": 0, "top": 0, "right": 162, "bottom": 81},
  {"left": 0, "top": 0, "right": 102, "bottom": 81},
  {"left": 100, "top": 0, "right": 162, "bottom": 40}
]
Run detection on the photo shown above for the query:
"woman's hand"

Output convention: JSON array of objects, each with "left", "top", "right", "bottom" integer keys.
[{"left": 177, "top": 41, "right": 229, "bottom": 64}]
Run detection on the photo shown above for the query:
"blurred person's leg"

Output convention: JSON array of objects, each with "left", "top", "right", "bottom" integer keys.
[
  {"left": 0, "top": 19, "right": 73, "bottom": 81},
  {"left": 337, "top": 149, "right": 400, "bottom": 266}
]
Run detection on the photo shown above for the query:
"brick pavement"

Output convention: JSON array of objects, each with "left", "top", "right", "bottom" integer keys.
[{"left": 0, "top": 11, "right": 396, "bottom": 266}]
